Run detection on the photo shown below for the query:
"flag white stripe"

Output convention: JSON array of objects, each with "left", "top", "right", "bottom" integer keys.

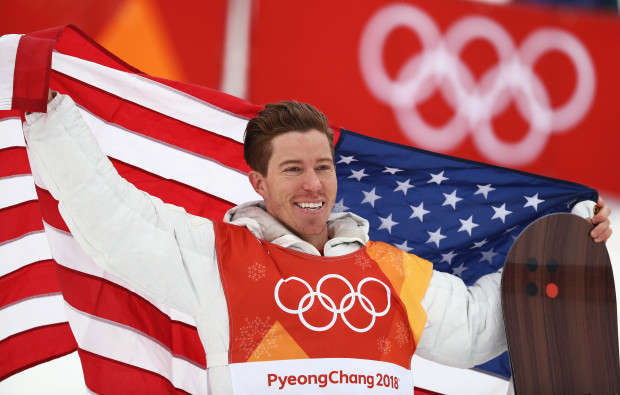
[
  {"left": 0, "top": 34, "right": 21, "bottom": 110},
  {"left": 412, "top": 355, "right": 509, "bottom": 394},
  {"left": 0, "top": 294, "right": 67, "bottom": 341},
  {"left": 0, "top": 175, "right": 38, "bottom": 210},
  {"left": 0, "top": 232, "right": 52, "bottom": 278},
  {"left": 43, "top": 222, "right": 195, "bottom": 326},
  {"left": 77, "top": 107, "right": 260, "bottom": 205},
  {"left": 52, "top": 52, "right": 248, "bottom": 143},
  {"left": 0, "top": 118, "right": 26, "bottom": 149},
  {"left": 65, "top": 303, "right": 208, "bottom": 394}
]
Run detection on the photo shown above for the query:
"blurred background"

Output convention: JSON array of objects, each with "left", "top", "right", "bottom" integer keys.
[{"left": 1, "top": 0, "right": 619, "bottom": 393}]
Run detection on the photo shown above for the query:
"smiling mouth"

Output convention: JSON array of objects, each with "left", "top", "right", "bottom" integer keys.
[{"left": 295, "top": 202, "right": 324, "bottom": 211}]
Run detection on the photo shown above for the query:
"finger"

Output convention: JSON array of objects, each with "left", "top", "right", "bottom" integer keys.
[
  {"left": 591, "top": 219, "right": 612, "bottom": 242},
  {"left": 594, "top": 227, "right": 612, "bottom": 243},
  {"left": 590, "top": 218, "right": 609, "bottom": 236}
]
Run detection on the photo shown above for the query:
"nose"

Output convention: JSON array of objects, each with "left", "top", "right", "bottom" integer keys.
[{"left": 302, "top": 169, "right": 322, "bottom": 192}]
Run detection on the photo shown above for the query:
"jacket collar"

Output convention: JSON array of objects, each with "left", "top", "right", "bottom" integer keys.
[{"left": 223, "top": 200, "right": 369, "bottom": 256}]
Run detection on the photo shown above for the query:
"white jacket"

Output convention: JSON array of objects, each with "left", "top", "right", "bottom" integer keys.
[{"left": 23, "top": 94, "right": 594, "bottom": 393}]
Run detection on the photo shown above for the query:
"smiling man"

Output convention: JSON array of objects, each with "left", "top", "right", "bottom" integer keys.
[
  {"left": 245, "top": 102, "right": 338, "bottom": 252},
  {"left": 23, "top": 93, "right": 612, "bottom": 394}
]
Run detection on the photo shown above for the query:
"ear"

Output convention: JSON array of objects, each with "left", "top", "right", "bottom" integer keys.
[{"left": 248, "top": 170, "right": 267, "bottom": 198}]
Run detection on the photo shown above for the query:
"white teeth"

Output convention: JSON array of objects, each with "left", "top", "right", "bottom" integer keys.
[{"left": 297, "top": 202, "right": 323, "bottom": 210}]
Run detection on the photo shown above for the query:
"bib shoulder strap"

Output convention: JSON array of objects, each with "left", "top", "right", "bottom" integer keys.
[{"left": 366, "top": 241, "right": 433, "bottom": 345}]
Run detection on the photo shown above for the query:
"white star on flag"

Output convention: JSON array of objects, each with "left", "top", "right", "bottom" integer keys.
[
  {"left": 428, "top": 171, "right": 448, "bottom": 185},
  {"left": 442, "top": 189, "right": 463, "bottom": 210},
  {"left": 426, "top": 227, "right": 447, "bottom": 248},
  {"left": 480, "top": 248, "right": 499, "bottom": 265},
  {"left": 394, "top": 179, "right": 414, "bottom": 196},
  {"left": 409, "top": 202, "right": 430, "bottom": 222},
  {"left": 458, "top": 215, "right": 479, "bottom": 236},
  {"left": 383, "top": 167, "right": 403, "bottom": 174},
  {"left": 338, "top": 155, "right": 357, "bottom": 164},
  {"left": 394, "top": 240, "right": 413, "bottom": 253},
  {"left": 361, "top": 187, "right": 382, "bottom": 207},
  {"left": 349, "top": 168, "right": 368, "bottom": 181},
  {"left": 332, "top": 198, "right": 349, "bottom": 213},
  {"left": 491, "top": 203, "right": 512, "bottom": 223},
  {"left": 523, "top": 193, "right": 544, "bottom": 211},
  {"left": 474, "top": 184, "right": 495, "bottom": 199},
  {"left": 440, "top": 250, "right": 458, "bottom": 265},
  {"left": 452, "top": 262, "right": 469, "bottom": 277},
  {"left": 378, "top": 214, "right": 398, "bottom": 234}
]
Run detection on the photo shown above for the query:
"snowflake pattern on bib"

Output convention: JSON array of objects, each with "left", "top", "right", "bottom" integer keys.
[
  {"left": 377, "top": 336, "right": 392, "bottom": 354},
  {"left": 248, "top": 262, "right": 266, "bottom": 281}
]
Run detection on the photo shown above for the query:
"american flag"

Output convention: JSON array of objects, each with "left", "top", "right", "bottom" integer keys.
[
  {"left": 334, "top": 130, "right": 597, "bottom": 378},
  {"left": 0, "top": 25, "right": 597, "bottom": 394}
]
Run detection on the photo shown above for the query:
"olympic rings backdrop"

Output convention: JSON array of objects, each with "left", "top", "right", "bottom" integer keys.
[{"left": 248, "top": 0, "right": 620, "bottom": 197}]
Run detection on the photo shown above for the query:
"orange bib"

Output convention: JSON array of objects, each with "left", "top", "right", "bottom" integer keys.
[{"left": 213, "top": 221, "right": 433, "bottom": 393}]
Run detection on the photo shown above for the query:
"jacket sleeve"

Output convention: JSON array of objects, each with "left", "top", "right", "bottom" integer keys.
[
  {"left": 23, "top": 94, "right": 222, "bottom": 316},
  {"left": 415, "top": 270, "right": 506, "bottom": 368}
]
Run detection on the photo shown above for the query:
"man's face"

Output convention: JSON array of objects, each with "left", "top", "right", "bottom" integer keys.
[{"left": 249, "top": 129, "right": 337, "bottom": 243}]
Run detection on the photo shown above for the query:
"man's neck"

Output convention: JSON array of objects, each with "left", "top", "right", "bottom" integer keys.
[{"left": 299, "top": 230, "right": 329, "bottom": 254}]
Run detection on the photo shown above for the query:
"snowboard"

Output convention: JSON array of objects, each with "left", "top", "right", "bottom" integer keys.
[{"left": 502, "top": 213, "right": 620, "bottom": 394}]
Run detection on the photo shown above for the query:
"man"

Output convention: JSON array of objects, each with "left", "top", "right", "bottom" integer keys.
[{"left": 23, "top": 91, "right": 611, "bottom": 394}]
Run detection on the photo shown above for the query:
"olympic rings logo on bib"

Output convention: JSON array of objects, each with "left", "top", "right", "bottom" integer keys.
[
  {"left": 274, "top": 274, "right": 391, "bottom": 333},
  {"left": 359, "top": 4, "right": 595, "bottom": 166}
]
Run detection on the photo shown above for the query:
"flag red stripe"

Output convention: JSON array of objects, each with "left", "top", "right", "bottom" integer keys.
[
  {"left": 0, "top": 147, "right": 31, "bottom": 178},
  {"left": 0, "top": 201, "right": 44, "bottom": 242},
  {"left": 56, "top": 264, "right": 206, "bottom": 367},
  {"left": 0, "top": 260, "right": 60, "bottom": 309},
  {"left": 77, "top": 348, "right": 193, "bottom": 395},
  {"left": 35, "top": 186, "right": 68, "bottom": 232},
  {"left": 50, "top": 70, "right": 250, "bottom": 172},
  {"left": 0, "top": 323, "right": 77, "bottom": 382}
]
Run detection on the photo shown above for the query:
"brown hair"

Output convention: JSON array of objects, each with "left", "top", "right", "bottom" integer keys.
[{"left": 244, "top": 101, "right": 334, "bottom": 175}]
